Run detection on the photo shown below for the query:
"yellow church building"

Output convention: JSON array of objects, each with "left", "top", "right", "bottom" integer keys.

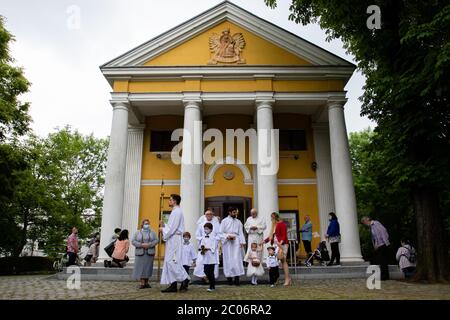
[{"left": 98, "top": 1, "right": 363, "bottom": 263}]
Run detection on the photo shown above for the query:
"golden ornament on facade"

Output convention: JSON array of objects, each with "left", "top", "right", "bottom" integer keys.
[
  {"left": 208, "top": 28, "right": 246, "bottom": 64},
  {"left": 223, "top": 170, "right": 235, "bottom": 180}
]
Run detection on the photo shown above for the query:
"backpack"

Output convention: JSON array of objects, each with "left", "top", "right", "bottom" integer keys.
[{"left": 403, "top": 246, "right": 417, "bottom": 263}]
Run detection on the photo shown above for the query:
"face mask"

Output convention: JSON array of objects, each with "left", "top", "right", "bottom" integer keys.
[
  {"left": 204, "top": 229, "right": 212, "bottom": 235},
  {"left": 143, "top": 224, "right": 150, "bottom": 230},
  {"left": 329, "top": 217, "right": 332, "bottom": 221}
]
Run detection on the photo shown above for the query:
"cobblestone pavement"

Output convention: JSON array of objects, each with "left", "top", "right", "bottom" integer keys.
[{"left": 0, "top": 275, "right": 449, "bottom": 300}]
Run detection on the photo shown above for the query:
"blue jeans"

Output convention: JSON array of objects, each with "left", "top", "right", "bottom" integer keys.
[{"left": 402, "top": 266, "right": 416, "bottom": 279}]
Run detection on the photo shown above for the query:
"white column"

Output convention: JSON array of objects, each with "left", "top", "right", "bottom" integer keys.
[
  {"left": 256, "top": 99, "right": 279, "bottom": 240},
  {"left": 99, "top": 102, "right": 129, "bottom": 259},
  {"left": 312, "top": 123, "right": 336, "bottom": 241},
  {"left": 180, "top": 99, "right": 202, "bottom": 247},
  {"left": 121, "top": 125, "right": 145, "bottom": 260},
  {"left": 251, "top": 117, "right": 258, "bottom": 208},
  {"left": 328, "top": 101, "right": 363, "bottom": 263}
]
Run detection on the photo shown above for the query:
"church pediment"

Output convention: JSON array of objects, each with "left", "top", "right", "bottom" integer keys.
[{"left": 101, "top": 1, "right": 353, "bottom": 68}]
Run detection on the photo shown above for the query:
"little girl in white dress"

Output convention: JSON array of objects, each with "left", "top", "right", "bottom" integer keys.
[{"left": 245, "top": 242, "right": 265, "bottom": 285}]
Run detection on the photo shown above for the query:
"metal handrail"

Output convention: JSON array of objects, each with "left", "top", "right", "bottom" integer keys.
[{"left": 288, "top": 239, "right": 298, "bottom": 275}]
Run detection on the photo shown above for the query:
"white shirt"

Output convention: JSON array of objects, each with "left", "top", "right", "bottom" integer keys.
[
  {"left": 196, "top": 218, "right": 221, "bottom": 241},
  {"left": 181, "top": 242, "right": 197, "bottom": 267},
  {"left": 162, "top": 206, "right": 184, "bottom": 241},
  {"left": 266, "top": 254, "right": 279, "bottom": 268},
  {"left": 87, "top": 243, "right": 98, "bottom": 257},
  {"left": 244, "top": 216, "right": 266, "bottom": 238},
  {"left": 197, "top": 215, "right": 220, "bottom": 227},
  {"left": 396, "top": 245, "right": 416, "bottom": 269},
  {"left": 219, "top": 216, "right": 246, "bottom": 244},
  {"left": 199, "top": 235, "right": 217, "bottom": 265}
]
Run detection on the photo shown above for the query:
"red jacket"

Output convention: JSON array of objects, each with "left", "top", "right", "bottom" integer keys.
[{"left": 265, "top": 221, "right": 289, "bottom": 245}]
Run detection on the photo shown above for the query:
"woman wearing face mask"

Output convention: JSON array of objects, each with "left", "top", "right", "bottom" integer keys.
[
  {"left": 132, "top": 219, "right": 159, "bottom": 289},
  {"left": 325, "top": 212, "right": 341, "bottom": 266}
]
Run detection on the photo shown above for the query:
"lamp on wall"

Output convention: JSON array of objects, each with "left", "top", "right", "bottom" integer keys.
[{"left": 311, "top": 161, "right": 317, "bottom": 171}]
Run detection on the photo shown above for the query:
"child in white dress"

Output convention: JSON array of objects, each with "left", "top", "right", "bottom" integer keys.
[{"left": 245, "top": 242, "right": 264, "bottom": 285}]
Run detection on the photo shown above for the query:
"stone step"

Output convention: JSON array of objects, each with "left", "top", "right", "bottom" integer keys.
[{"left": 50, "top": 264, "right": 404, "bottom": 281}]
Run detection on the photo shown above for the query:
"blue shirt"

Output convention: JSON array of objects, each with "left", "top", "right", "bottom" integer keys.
[
  {"left": 300, "top": 221, "right": 313, "bottom": 241},
  {"left": 327, "top": 218, "right": 340, "bottom": 237}
]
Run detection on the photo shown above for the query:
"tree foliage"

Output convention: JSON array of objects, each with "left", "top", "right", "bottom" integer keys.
[
  {"left": 265, "top": 0, "right": 450, "bottom": 281},
  {"left": 0, "top": 16, "right": 30, "bottom": 141},
  {"left": 349, "top": 129, "right": 416, "bottom": 263},
  {"left": 0, "top": 128, "right": 108, "bottom": 257}
]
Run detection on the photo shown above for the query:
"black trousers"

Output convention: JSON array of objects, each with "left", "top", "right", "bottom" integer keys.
[
  {"left": 269, "top": 266, "right": 280, "bottom": 285},
  {"left": 302, "top": 240, "right": 312, "bottom": 262},
  {"left": 376, "top": 245, "right": 390, "bottom": 280},
  {"left": 204, "top": 264, "right": 215, "bottom": 289},
  {"left": 183, "top": 265, "right": 190, "bottom": 275},
  {"left": 329, "top": 242, "right": 340, "bottom": 264},
  {"left": 67, "top": 252, "right": 77, "bottom": 266}
]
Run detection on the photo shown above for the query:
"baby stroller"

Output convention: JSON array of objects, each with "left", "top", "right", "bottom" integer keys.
[{"left": 305, "top": 241, "right": 330, "bottom": 267}]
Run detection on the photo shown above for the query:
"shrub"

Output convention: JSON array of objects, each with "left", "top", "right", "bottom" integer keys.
[{"left": 0, "top": 256, "right": 55, "bottom": 275}]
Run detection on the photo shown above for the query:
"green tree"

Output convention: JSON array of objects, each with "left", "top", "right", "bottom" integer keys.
[
  {"left": 38, "top": 127, "right": 108, "bottom": 256},
  {"left": 265, "top": 0, "right": 450, "bottom": 281},
  {"left": 0, "top": 16, "right": 30, "bottom": 141},
  {"left": 0, "top": 16, "right": 32, "bottom": 256},
  {"left": 349, "top": 128, "right": 415, "bottom": 263},
  {"left": 0, "top": 128, "right": 108, "bottom": 257}
]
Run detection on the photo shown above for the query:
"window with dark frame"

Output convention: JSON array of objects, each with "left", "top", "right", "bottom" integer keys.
[
  {"left": 279, "top": 130, "right": 307, "bottom": 151},
  {"left": 150, "top": 130, "right": 179, "bottom": 152}
]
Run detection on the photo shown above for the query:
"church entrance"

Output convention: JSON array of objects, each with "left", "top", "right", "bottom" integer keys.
[{"left": 205, "top": 196, "right": 252, "bottom": 225}]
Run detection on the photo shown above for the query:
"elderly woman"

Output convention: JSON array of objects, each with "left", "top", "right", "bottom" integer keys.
[{"left": 132, "top": 219, "right": 159, "bottom": 289}]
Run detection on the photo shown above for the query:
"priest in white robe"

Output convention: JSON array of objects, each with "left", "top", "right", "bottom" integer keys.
[
  {"left": 159, "top": 194, "right": 190, "bottom": 292},
  {"left": 194, "top": 209, "right": 220, "bottom": 279},
  {"left": 219, "top": 206, "right": 246, "bottom": 285},
  {"left": 244, "top": 208, "right": 266, "bottom": 260}
]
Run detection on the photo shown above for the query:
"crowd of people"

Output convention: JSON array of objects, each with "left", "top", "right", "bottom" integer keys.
[{"left": 65, "top": 194, "right": 417, "bottom": 292}]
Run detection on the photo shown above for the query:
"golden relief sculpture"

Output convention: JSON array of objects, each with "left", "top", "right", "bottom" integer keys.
[{"left": 208, "top": 28, "right": 246, "bottom": 64}]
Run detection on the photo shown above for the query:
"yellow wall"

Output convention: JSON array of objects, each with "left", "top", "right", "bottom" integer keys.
[
  {"left": 139, "top": 113, "right": 321, "bottom": 258},
  {"left": 278, "top": 185, "right": 320, "bottom": 257},
  {"left": 274, "top": 114, "right": 316, "bottom": 180},
  {"left": 204, "top": 164, "right": 253, "bottom": 199},
  {"left": 119, "top": 79, "right": 345, "bottom": 93},
  {"left": 144, "top": 20, "right": 311, "bottom": 66},
  {"left": 141, "top": 115, "right": 183, "bottom": 180}
]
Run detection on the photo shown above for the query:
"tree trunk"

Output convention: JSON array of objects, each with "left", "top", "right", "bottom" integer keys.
[
  {"left": 13, "top": 209, "right": 28, "bottom": 257},
  {"left": 413, "top": 187, "right": 449, "bottom": 282}
]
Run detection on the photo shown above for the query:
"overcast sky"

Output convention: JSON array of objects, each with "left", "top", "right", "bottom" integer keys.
[{"left": 1, "top": 0, "right": 375, "bottom": 138}]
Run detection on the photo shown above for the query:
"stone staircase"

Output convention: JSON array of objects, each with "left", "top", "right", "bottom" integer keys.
[{"left": 51, "top": 263, "right": 404, "bottom": 282}]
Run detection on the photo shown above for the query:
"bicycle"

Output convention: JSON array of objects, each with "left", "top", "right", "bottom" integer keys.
[{"left": 53, "top": 252, "right": 68, "bottom": 272}]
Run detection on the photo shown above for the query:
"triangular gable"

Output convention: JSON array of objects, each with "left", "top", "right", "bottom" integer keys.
[
  {"left": 101, "top": 1, "right": 353, "bottom": 68},
  {"left": 143, "top": 20, "right": 311, "bottom": 66}
]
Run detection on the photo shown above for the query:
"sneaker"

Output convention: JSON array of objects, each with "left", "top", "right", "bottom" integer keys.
[
  {"left": 270, "top": 284, "right": 275, "bottom": 288},
  {"left": 207, "top": 288, "right": 215, "bottom": 292}
]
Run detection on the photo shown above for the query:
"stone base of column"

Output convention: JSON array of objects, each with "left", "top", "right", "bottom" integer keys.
[{"left": 340, "top": 257, "right": 366, "bottom": 265}]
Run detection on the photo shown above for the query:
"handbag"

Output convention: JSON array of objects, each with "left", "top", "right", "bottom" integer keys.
[
  {"left": 104, "top": 241, "right": 115, "bottom": 257},
  {"left": 251, "top": 259, "right": 261, "bottom": 267},
  {"left": 277, "top": 247, "right": 285, "bottom": 261}
]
